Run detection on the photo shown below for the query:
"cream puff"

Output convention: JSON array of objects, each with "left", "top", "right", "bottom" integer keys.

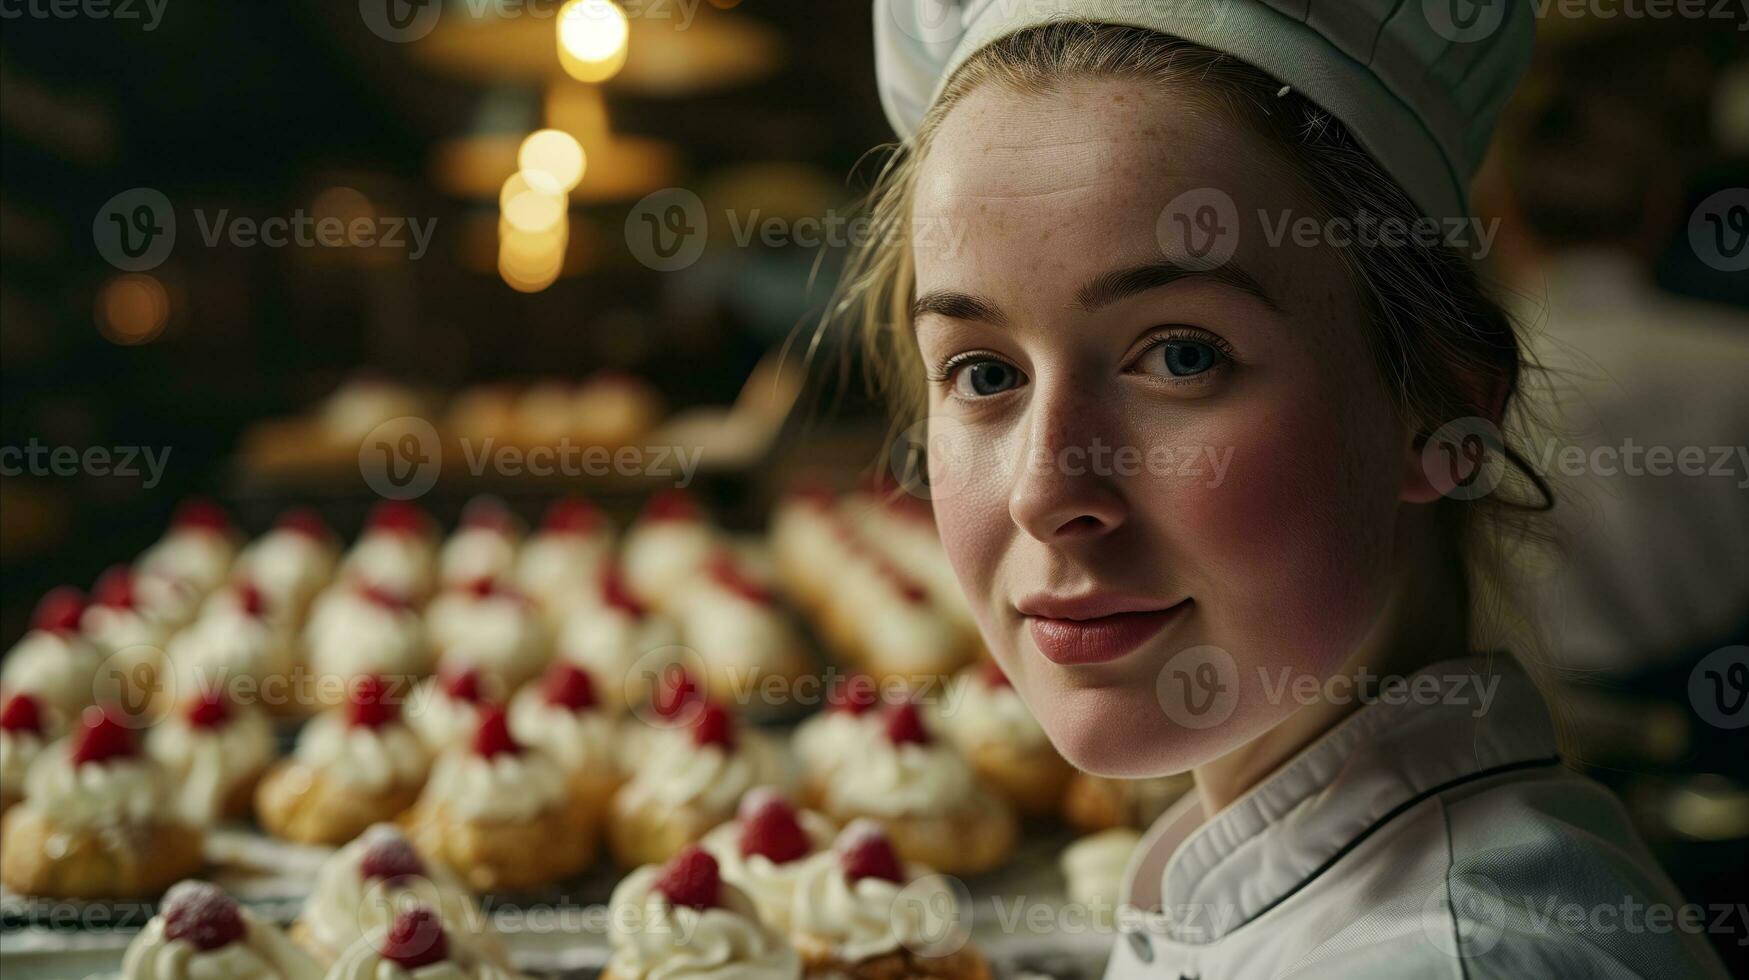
[
  {"left": 608, "top": 701, "right": 787, "bottom": 868},
  {"left": 0, "top": 692, "right": 48, "bottom": 812},
  {"left": 304, "top": 583, "right": 429, "bottom": 706},
  {"left": 292, "top": 823, "right": 499, "bottom": 967},
  {"left": 145, "top": 688, "right": 276, "bottom": 826},
  {"left": 0, "top": 588, "right": 105, "bottom": 732},
  {"left": 255, "top": 676, "right": 429, "bottom": 845},
  {"left": 136, "top": 499, "right": 238, "bottom": 598},
  {"left": 403, "top": 705, "right": 596, "bottom": 891},
  {"left": 438, "top": 497, "right": 522, "bottom": 590},
  {"left": 841, "top": 556, "right": 971, "bottom": 685},
  {"left": 791, "top": 674, "right": 884, "bottom": 809},
  {"left": 513, "top": 497, "right": 613, "bottom": 623},
  {"left": 604, "top": 845, "right": 800, "bottom": 980},
  {"left": 699, "top": 788, "right": 837, "bottom": 934},
  {"left": 768, "top": 486, "right": 847, "bottom": 617},
  {"left": 669, "top": 557, "right": 813, "bottom": 711},
  {"left": 0, "top": 705, "right": 203, "bottom": 899},
  {"left": 83, "top": 565, "right": 174, "bottom": 660},
  {"left": 328, "top": 905, "right": 528, "bottom": 979},
  {"left": 406, "top": 664, "right": 497, "bottom": 753},
  {"left": 788, "top": 820, "right": 988, "bottom": 980},
  {"left": 166, "top": 582, "right": 298, "bottom": 715},
  {"left": 235, "top": 508, "right": 340, "bottom": 628},
  {"left": 1060, "top": 828, "right": 1143, "bottom": 929},
  {"left": 508, "top": 660, "right": 621, "bottom": 816},
  {"left": 424, "top": 578, "right": 549, "bottom": 693},
  {"left": 1062, "top": 771, "right": 1195, "bottom": 834},
  {"left": 122, "top": 879, "right": 323, "bottom": 980},
  {"left": 818, "top": 702, "right": 1016, "bottom": 877},
  {"left": 339, "top": 501, "right": 438, "bottom": 604},
  {"left": 620, "top": 490, "right": 722, "bottom": 609},
  {"left": 932, "top": 660, "right": 1073, "bottom": 817},
  {"left": 556, "top": 564, "right": 681, "bottom": 713}
]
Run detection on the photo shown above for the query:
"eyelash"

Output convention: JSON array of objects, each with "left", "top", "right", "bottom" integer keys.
[{"left": 925, "top": 327, "right": 1236, "bottom": 393}]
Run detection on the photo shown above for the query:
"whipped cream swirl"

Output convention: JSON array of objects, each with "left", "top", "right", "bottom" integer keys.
[{"left": 606, "top": 865, "right": 800, "bottom": 980}]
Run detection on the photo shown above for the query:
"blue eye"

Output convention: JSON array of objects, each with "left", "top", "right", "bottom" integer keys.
[
  {"left": 950, "top": 358, "right": 1025, "bottom": 398},
  {"left": 1159, "top": 339, "right": 1220, "bottom": 376}
]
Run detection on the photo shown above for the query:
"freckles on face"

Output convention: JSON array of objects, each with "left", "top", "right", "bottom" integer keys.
[{"left": 914, "top": 79, "right": 1409, "bottom": 778}]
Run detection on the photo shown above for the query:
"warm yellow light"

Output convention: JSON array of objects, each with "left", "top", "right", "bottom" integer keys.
[
  {"left": 557, "top": 0, "right": 629, "bottom": 83},
  {"left": 95, "top": 274, "right": 169, "bottom": 345},
  {"left": 500, "top": 172, "right": 568, "bottom": 233},
  {"left": 499, "top": 216, "right": 567, "bottom": 293},
  {"left": 518, "top": 129, "right": 586, "bottom": 195}
]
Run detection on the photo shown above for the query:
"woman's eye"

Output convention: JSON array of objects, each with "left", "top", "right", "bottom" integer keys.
[
  {"left": 951, "top": 358, "right": 1025, "bottom": 398},
  {"left": 1141, "top": 338, "right": 1225, "bottom": 379}
]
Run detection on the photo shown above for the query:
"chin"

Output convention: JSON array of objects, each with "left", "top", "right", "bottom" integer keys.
[{"left": 1031, "top": 682, "right": 1206, "bottom": 779}]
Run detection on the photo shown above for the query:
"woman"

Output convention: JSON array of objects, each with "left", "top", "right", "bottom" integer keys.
[{"left": 842, "top": 2, "right": 1730, "bottom": 977}]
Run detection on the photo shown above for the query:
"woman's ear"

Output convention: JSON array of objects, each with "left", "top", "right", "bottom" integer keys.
[{"left": 1399, "top": 364, "right": 1513, "bottom": 505}]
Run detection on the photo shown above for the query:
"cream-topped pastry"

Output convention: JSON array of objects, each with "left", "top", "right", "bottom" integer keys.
[
  {"left": 328, "top": 906, "right": 527, "bottom": 980},
  {"left": 404, "top": 706, "right": 597, "bottom": 890},
  {"left": 146, "top": 689, "right": 276, "bottom": 825},
  {"left": 931, "top": 660, "right": 1073, "bottom": 815},
  {"left": 847, "top": 555, "right": 968, "bottom": 681},
  {"left": 1060, "top": 828, "right": 1142, "bottom": 929},
  {"left": 668, "top": 558, "right": 811, "bottom": 706},
  {"left": 513, "top": 497, "right": 613, "bottom": 622},
  {"left": 508, "top": 661, "right": 620, "bottom": 806},
  {"left": 425, "top": 579, "right": 549, "bottom": 692},
  {"left": 340, "top": 502, "right": 439, "bottom": 603},
  {"left": 122, "top": 880, "right": 323, "bottom": 980},
  {"left": 235, "top": 509, "right": 339, "bottom": 626},
  {"left": 438, "top": 498, "right": 523, "bottom": 589},
  {"left": 294, "top": 824, "right": 496, "bottom": 966},
  {"left": 556, "top": 566, "right": 680, "bottom": 713},
  {"left": 1, "top": 588, "right": 105, "bottom": 732},
  {"left": 406, "top": 665, "right": 496, "bottom": 752},
  {"left": 605, "top": 845, "right": 801, "bottom": 980},
  {"left": 767, "top": 487, "right": 848, "bottom": 613},
  {"left": 620, "top": 490, "right": 723, "bottom": 608},
  {"left": 0, "top": 692, "right": 48, "bottom": 811},
  {"left": 305, "top": 583, "right": 430, "bottom": 701},
  {"left": 699, "top": 789, "right": 837, "bottom": 934},
  {"left": 83, "top": 565, "right": 175, "bottom": 657},
  {"left": 136, "top": 500, "right": 238, "bottom": 598},
  {"left": 319, "top": 375, "right": 425, "bottom": 443},
  {"left": 0, "top": 706, "right": 204, "bottom": 899},
  {"left": 167, "top": 583, "right": 295, "bottom": 712},
  {"left": 792, "top": 675, "right": 884, "bottom": 807},
  {"left": 839, "top": 493, "right": 976, "bottom": 632}
]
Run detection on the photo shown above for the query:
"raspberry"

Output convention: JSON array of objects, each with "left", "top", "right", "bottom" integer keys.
[
  {"left": 784, "top": 483, "right": 834, "bottom": 509},
  {"left": 641, "top": 489, "right": 698, "bottom": 523},
  {"left": 347, "top": 676, "right": 399, "bottom": 729},
  {"left": 463, "top": 576, "right": 497, "bottom": 599},
  {"left": 277, "top": 507, "right": 331, "bottom": 540},
  {"left": 690, "top": 701, "right": 735, "bottom": 750},
  {"left": 883, "top": 702, "right": 931, "bottom": 747},
  {"left": 708, "top": 556, "right": 773, "bottom": 606},
  {"left": 600, "top": 562, "right": 644, "bottom": 617},
  {"left": 651, "top": 668, "right": 701, "bottom": 721},
  {"left": 838, "top": 821, "right": 905, "bottom": 884},
  {"left": 828, "top": 673, "right": 880, "bottom": 716},
  {"left": 172, "top": 498, "right": 230, "bottom": 533},
  {"left": 92, "top": 566, "right": 137, "bottom": 609},
  {"left": 368, "top": 501, "right": 429, "bottom": 535},
  {"left": 31, "top": 587, "right": 85, "bottom": 634},
  {"left": 439, "top": 666, "right": 484, "bottom": 703},
  {"left": 234, "top": 581, "right": 266, "bottom": 618},
  {"left": 460, "top": 497, "right": 513, "bottom": 531},
  {"left": 70, "top": 705, "right": 140, "bottom": 766},
  {"left": 543, "top": 497, "right": 602, "bottom": 534},
  {"left": 0, "top": 693, "right": 44, "bottom": 734},
  {"left": 979, "top": 659, "right": 1012, "bottom": 689},
  {"left": 378, "top": 906, "right": 448, "bottom": 970},
  {"left": 185, "top": 689, "right": 232, "bottom": 730},
  {"left": 652, "top": 845, "right": 720, "bottom": 911},
  {"left": 471, "top": 705, "right": 520, "bottom": 758},
  {"left": 542, "top": 662, "right": 598, "bottom": 712},
  {"left": 358, "top": 584, "right": 409, "bottom": 610},
  {"left": 358, "top": 830, "right": 426, "bottom": 884},
  {"left": 160, "top": 881, "right": 246, "bottom": 951},
  {"left": 738, "top": 792, "right": 810, "bottom": 864}
]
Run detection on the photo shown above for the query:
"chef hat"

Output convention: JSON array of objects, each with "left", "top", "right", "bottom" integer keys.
[{"left": 874, "top": 0, "right": 1535, "bottom": 222}]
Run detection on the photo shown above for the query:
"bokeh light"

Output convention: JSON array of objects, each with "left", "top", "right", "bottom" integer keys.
[
  {"left": 518, "top": 129, "right": 586, "bottom": 195},
  {"left": 94, "top": 273, "right": 169, "bottom": 345},
  {"left": 557, "top": 0, "right": 630, "bottom": 83},
  {"left": 499, "top": 172, "right": 568, "bottom": 233}
]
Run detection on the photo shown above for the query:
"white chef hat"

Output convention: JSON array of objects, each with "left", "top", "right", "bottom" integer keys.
[{"left": 874, "top": 0, "right": 1535, "bottom": 222}]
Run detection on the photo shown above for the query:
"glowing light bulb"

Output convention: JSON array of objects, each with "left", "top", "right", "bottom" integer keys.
[
  {"left": 557, "top": 0, "right": 629, "bottom": 83},
  {"left": 500, "top": 172, "right": 568, "bottom": 233},
  {"left": 518, "top": 129, "right": 586, "bottom": 195}
]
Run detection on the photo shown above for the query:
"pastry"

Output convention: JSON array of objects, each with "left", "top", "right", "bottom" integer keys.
[
  {"left": 508, "top": 660, "right": 622, "bottom": 816},
  {"left": 698, "top": 788, "right": 838, "bottom": 934},
  {"left": 818, "top": 702, "right": 1016, "bottom": 877},
  {"left": 513, "top": 380, "right": 581, "bottom": 446},
  {"left": 668, "top": 556, "right": 813, "bottom": 711},
  {"left": 292, "top": 823, "right": 499, "bottom": 966},
  {"left": 0, "top": 588, "right": 105, "bottom": 732},
  {"left": 406, "top": 664, "right": 498, "bottom": 752},
  {"left": 1060, "top": 828, "right": 1143, "bottom": 929},
  {"left": 768, "top": 486, "right": 848, "bottom": 617},
  {"left": 304, "top": 583, "right": 429, "bottom": 707},
  {"left": 604, "top": 844, "right": 800, "bottom": 980},
  {"left": 788, "top": 819, "right": 988, "bottom": 979},
  {"left": 438, "top": 497, "right": 523, "bottom": 590},
  {"left": 122, "top": 879, "right": 323, "bottom": 979},
  {"left": 607, "top": 701, "right": 787, "bottom": 868},
  {"left": 0, "top": 705, "right": 203, "bottom": 899},
  {"left": 403, "top": 705, "right": 596, "bottom": 891},
  {"left": 838, "top": 491, "right": 978, "bottom": 636},
  {"left": 620, "top": 490, "right": 722, "bottom": 609},
  {"left": 136, "top": 499, "right": 238, "bottom": 598},
  {"left": 791, "top": 673, "right": 884, "bottom": 809},
  {"left": 235, "top": 508, "right": 340, "bottom": 628},
  {"left": 556, "top": 563, "right": 680, "bottom": 714},
  {"left": 615, "top": 666, "right": 706, "bottom": 773},
  {"left": 425, "top": 578, "right": 549, "bottom": 692},
  {"left": 145, "top": 688, "right": 276, "bottom": 825},
  {"left": 165, "top": 581, "right": 298, "bottom": 715},
  {"left": 319, "top": 375, "right": 426, "bottom": 445},
  {"left": 256, "top": 676, "right": 429, "bottom": 845},
  {"left": 339, "top": 501, "right": 438, "bottom": 603},
  {"left": 572, "top": 370, "right": 662, "bottom": 448},
  {"left": 932, "top": 660, "right": 1073, "bottom": 816},
  {"left": 513, "top": 496, "right": 614, "bottom": 623},
  {"left": 0, "top": 692, "right": 48, "bottom": 812},
  {"left": 83, "top": 566, "right": 176, "bottom": 713},
  {"left": 328, "top": 905, "right": 527, "bottom": 979},
  {"left": 1062, "top": 771, "right": 1194, "bottom": 834},
  {"left": 838, "top": 553, "right": 971, "bottom": 685}
]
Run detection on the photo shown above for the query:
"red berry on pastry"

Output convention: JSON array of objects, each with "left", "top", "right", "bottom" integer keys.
[
  {"left": 708, "top": 556, "right": 774, "bottom": 606},
  {"left": 161, "top": 881, "right": 247, "bottom": 951},
  {"left": 277, "top": 507, "right": 331, "bottom": 540},
  {"left": 980, "top": 659, "right": 1012, "bottom": 688},
  {"left": 828, "top": 673, "right": 880, "bottom": 716},
  {"left": 472, "top": 705, "right": 520, "bottom": 758},
  {"left": 839, "top": 823, "right": 906, "bottom": 884},
  {"left": 884, "top": 702, "right": 930, "bottom": 746},
  {"left": 0, "top": 693, "right": 44, "bottom": 734},
  {"left": 784, "top": 482, "right": 835, "bottom": 508},
  {"left": 600, "top": 562, "right": 644, "bottom": 617},
  {"left": 460, "top": 497, "right": 513, "bottom": 531},
  {"left": 690, "top": 701, "right": 735, "bottom": 750},
  {"left": 70, "top": 705, "right": 140, "bottom": 766},
  {"left": 347, "top": 676, "right": 399, "bottom": 729},
  {"left": 378, "top": 905, "right": 448, "bottom": 970},
  {"left": 541, "top": 662, "right": 598, "bottom": 711},
  {"left": 653, "top": 845, "right": 720, "bottom": 911},
  {"left": 32, "top": 587, "right": 85, "bottom": 634},
  {"left": 651, "top": 668, "right": 701, "bottom": 721},
  {"left": 368, "top": 500, "right": 429, "bottom": 535},
  {"left": 543, "top": 497, "right": 602, "bottom": 534},
  {"left": 173, "top": 498, "right": 231, "bottom": 533},
  {"left": 738, "top": 792, "right": 811, "bottom": 864},
  {"left": 235, "top": 581, "right": 266, "bottom": 618},
  {"left": 440, "top": 665, "right": 485, "bottom": 703},
  {"left": 359, "top": 833, "right": 426, "bottom": 884},
  {"left": 93, "top": 565, "right": 137, "bottom": 609},
  {"left": 642, "top": 489, "right": 699, "bottom": 523},
  {"left": 358, "top": 584, "right": 410, "bottom": 610},
  {"left": 464, "top": 576, "right": 498, "bottom": 599},
  {"left": 186, "top": 688, "right": 232, "bottom": 730}
]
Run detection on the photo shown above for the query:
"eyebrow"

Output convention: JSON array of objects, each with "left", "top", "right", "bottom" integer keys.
[{"left": 910, "top": 259, "right": 1281, "bottom": 326}]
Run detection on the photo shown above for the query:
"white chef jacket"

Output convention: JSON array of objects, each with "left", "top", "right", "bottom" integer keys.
[{"left": 1104, "top": 656, "right": 1729, "bottom": 979}]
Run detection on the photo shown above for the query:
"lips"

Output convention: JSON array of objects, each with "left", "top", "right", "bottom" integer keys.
[{"left": 1019, "top": 596, "right": 1191, "bottom": 666}]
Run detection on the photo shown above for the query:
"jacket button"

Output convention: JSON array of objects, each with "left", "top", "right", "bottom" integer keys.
[{"left": 1126, "top": 930, "right": 1154, "bottom": 963}]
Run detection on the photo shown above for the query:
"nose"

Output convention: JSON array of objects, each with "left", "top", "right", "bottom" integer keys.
[{"left": 1007, "top": 377, "right": 1128, "bottom": 544}]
